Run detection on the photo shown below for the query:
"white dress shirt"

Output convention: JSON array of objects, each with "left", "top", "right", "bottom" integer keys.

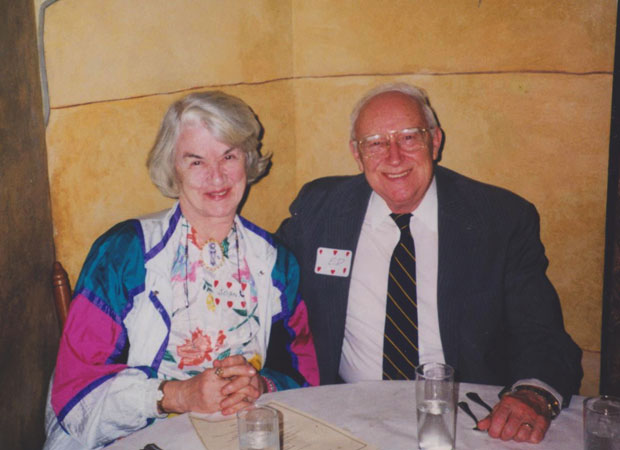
[{"left": 339, "top": 178, "right": 442, "bottom": 382}]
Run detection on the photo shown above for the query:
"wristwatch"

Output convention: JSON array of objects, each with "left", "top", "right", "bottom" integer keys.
[
  {"left": 156, "top": 380, "right": 168, "bottom": 415},
  {"left": 512, "top": 385, "right": 560, "bottom": 419}
]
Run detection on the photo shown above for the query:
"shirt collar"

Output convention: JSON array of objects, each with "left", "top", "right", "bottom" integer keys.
[{"left": 367, "top": 176, "right": 438, "bottom": 232}]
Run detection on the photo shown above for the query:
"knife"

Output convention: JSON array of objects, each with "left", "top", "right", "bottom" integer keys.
[{"left": 466, "top": 392, "right": 493, "bottom": 413}]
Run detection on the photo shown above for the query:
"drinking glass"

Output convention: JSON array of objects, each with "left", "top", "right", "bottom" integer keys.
[
  {"left": 583, "top": 395, "right": 620, "bottom": 450},
  {"left": 237, "top": 405, "right": 280, "bottom": 450},
  {"left": 416, "top": 362, "right": 456, "bottom": 450}
]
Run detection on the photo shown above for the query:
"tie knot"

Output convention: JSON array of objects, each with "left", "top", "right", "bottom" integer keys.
[{"left": 390, "top": 213, "right": 412, "bottom": 232}]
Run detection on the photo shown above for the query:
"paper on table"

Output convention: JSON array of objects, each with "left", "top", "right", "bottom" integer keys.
[{"left": 190, "top": 401, "right": 378, "bottom": 450}]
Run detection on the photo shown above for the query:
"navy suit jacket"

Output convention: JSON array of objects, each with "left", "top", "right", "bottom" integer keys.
[{"left": 277, "top": 166, "right": 582, "bottom": 404}]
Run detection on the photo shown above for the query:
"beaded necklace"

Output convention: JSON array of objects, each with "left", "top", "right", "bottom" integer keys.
[{"left": 181, "top": 217, "right": 245, "bottom": 343}]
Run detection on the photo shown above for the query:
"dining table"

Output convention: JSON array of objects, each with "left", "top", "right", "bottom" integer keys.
[{"left": 107, "top": 381, "right": 586, "bottom": 450}]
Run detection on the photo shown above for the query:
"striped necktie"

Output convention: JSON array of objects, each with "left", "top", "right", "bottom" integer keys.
[{"left": 382, "top": 213, "right": 419, "bottom": 380}]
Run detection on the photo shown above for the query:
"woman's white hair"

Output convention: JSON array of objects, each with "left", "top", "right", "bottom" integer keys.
[
  {"left": 349, "top": 83, "right": 439, "bottom": 141},
  {"left": 147, "top": 91, "right": 271, "bottom": 198}
]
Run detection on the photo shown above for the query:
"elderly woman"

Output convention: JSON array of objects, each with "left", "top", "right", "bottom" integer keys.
[{"left": 44, "top": 91, "right": 319, "bottom": 449}]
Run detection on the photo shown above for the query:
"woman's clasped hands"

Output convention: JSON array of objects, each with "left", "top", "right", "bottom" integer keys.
[{"left": 158, "top": 355, "right": 265, "bottom": 416}]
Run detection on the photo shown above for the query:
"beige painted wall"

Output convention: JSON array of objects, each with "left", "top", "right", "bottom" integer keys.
[{"left": 39, "top": 0, "right": 616, "bottom": 394}]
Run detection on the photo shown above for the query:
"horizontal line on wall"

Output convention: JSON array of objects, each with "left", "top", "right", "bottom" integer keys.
[{"left": 50, "top": 69, "right": 613, "bottom": 111}]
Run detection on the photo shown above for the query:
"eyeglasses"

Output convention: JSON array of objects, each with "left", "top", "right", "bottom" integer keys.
[{"left": 355, "top": 127, "right": 431, "bottom": 158}]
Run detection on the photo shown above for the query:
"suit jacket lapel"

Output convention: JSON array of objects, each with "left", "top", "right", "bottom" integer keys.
[
  {"left": 320, "top": 175, "right": 372, "bottom": 339},
  {"left": 435, "top": 167, "right": 484, "bottom": 374}
]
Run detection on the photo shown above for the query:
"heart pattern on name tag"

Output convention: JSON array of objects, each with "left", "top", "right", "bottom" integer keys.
[{"left": 314, "top": 246, "right": 352, "bottom": 278}]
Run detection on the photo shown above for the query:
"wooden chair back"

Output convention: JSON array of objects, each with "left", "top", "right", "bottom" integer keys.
[{"left": 52, "top": 261, "right": 72, "bottom": 331}]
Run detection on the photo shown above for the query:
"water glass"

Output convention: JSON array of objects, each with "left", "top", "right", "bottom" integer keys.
[
  {"left": 416, "top": 362, "right": 456, "bottom": 450},
  {"left": 237, "top": 405, "right": 280, "bottom": 450},
  {"left": 583, "top": 395, "right": 620, "bottom": 450}
]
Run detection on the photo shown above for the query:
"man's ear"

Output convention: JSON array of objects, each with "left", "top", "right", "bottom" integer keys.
[
  {"left": 350, "top": 140, "right": 365, "bottom": 172},
  {"left": 431, "top": 127, "right": 444, "bottom": 161}
]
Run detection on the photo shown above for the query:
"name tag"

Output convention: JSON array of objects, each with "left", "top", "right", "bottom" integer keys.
[{"left": 314, "top": 247, "right": 352, "bottom": 277}]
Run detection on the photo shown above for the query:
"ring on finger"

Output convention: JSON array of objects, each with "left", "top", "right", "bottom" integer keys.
[
  {"left": 215, "top": 367, "right": 224, "bottom": 378},
  {"left": 521, "top": 422, "right": 534, "bottom": 431}
]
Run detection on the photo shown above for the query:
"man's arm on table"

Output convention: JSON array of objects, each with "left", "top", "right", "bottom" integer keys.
[{"left": 478, "top": 202, "right": 582, "bottom": 443}]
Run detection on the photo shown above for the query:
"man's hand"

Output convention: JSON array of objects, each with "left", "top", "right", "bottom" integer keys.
[{"left": 477, "top": 389, "right": 552, "bottom": 443}]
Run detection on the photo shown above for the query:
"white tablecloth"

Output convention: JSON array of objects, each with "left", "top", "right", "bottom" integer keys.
[{"left": 108, "top": 381, "right": 585, "bottom": 450}]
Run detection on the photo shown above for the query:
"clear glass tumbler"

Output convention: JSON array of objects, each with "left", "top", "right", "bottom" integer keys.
[
  {"left": 237, "top": 405, "right": 281, "bottom": 450},
  {"left": 583, "top": 395, "right": 620, "bottom": 450},
  {"left": 416, "top": 362, "right": 456, "bottom": 450}
]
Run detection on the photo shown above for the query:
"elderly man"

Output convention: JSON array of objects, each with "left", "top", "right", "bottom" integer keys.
[{"left": 276, "top": 83, "right": 582, "bottom": 444}]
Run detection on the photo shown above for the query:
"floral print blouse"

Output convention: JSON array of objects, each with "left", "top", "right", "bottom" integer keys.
[{"left": 159, "top": 217, "right": 264, "bottom": 380}]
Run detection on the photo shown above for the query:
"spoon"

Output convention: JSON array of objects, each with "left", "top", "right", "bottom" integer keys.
[
  {"left": 466, "top": 392, "right": 493, "bottom": 413},
  {"left": 457, "top": 401, "right": 482, "bottom": 431}
]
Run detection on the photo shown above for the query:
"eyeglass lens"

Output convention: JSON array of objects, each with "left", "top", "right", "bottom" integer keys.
[{"left": 360, "top": 128, "right": 428, "bottom": 156}]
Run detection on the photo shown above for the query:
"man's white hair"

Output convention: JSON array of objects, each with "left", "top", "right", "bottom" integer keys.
[{"left": 349, "top": 83, "right": 439, "bottom": 141}]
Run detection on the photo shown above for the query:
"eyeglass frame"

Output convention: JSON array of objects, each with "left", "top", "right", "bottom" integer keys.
[{"left": 353, "top": 127, "right": 434, "bottom": 158}]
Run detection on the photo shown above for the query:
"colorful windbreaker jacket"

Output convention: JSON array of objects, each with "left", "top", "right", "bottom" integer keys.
[{"left": 44, "top": 204, "right": 319, "bottom": 449}]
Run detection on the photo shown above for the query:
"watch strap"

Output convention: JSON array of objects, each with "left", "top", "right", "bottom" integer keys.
[
  {"left": 156, "top": 380, "right": 169, "bottom": 415},
  {"left": 512, "top": 385, "right": 560, "bottom": 419}
]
